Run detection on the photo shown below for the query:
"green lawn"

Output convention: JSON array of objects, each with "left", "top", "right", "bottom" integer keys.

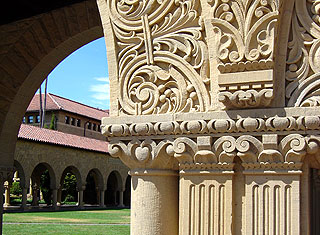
[{"left": 3, "top": 209, "right": 130, "bottom": 235}]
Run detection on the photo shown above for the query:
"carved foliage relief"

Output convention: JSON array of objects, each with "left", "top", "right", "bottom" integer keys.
[
  {"left": 208, "top": 0, "right": 280, "bottom": 109},
  {"left": 286, "top": 0, "right": 320, "bottom": 107},
  {"left": 108, "top": 0, "right": 210, "bottom": 115}
]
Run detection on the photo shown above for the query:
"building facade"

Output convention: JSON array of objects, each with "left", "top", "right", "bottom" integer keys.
[
  {"left": 0, "top": 0, "right": 320, "bottom": 234},
  {"left": 24, "top": 93, "right": 108, "bottom": 140},
  {"left": 5, "top": 124, "right": 129, "bottom": 210}
]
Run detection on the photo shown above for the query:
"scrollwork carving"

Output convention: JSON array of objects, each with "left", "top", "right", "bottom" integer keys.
[
  {"left": 106, "top": 0, "right": 210, "bottom": 115},
  {"left": 286, "top": 0, "right": 320, "bottom": 106},
  {"left": 219, "top": 89, "right": 273, "bottom": 109},
  {"left": 209, "top": 0, "right": 279, "bottom": 70}
]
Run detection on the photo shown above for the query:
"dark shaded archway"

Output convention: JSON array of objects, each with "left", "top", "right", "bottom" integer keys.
[
  {"left": 124, "top": 175, "right": 131, "bottom": 207},
  {"left": 30, "top": 163, "right": 56, "bottom": 206},
  {"left": 84, "top": 169, "right": 103, "bottom": 205},
  {"left": 105, "top": 170, "right": 122, "bottom": 207}
]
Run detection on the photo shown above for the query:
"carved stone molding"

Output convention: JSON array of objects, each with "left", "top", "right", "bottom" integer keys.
[
  {"left": 102, "top": 115, "right": 320, "bottom": 138},
  {"left": 287, "top": 0, "right": 320, "bottom": 107},
  {"left": 174, "top": 134, "right": 318, "bottom": 171},
  {"left": 107, "top": 132, "right": 320, "bottom": 172},
  {"left": 206, "top": 0, "right": 280, "bottom": 109}
]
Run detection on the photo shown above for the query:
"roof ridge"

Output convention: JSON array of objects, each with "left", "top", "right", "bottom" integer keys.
[
  {"left": 48, "top": 93, "right": 108, "bottom": 112},
  {"left": 47, "top": 93, "right": 62, "bottom": 109}
]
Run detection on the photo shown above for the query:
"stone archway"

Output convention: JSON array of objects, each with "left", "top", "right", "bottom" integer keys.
[
  {"left": 84, "top": 168, "right": 103, "bottom": 205},
  {"left": 30, "top": 162, "right": 57, "bottom": 207},
  {"left": 1, "top": 0, "right": 320, "bottom": 234},
  {"left": 59, "top": 166, "right": 82, "bottom": 206},
  {"left": 0, "top": 0, "right": 103, "bottom": 173},
  {"left": 105, "top": 170, "right": 123, "bottom": 207}
]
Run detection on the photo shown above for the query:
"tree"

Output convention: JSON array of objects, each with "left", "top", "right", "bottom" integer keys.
[
  {"left": 62, "top": 173, "right": 77, "bottom": 202},
  {"left": 49, "top": 113, "right": 55, "bottom": 130},
  {"left": 40, "top": 170, "right": 52, "bottom": 205},
  {"left": 10, "top": 182, "right": 22, "bottom": 196}
]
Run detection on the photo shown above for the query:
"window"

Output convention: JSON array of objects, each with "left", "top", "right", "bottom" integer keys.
[
  {"left": 93, "top": 123, "right": 97, "bottom": 131},
  {"left": 27, "top": 116, "right": 34, "bottom": 123},
  {"left": 87, "top": 122, "right": 92, "bottom": 130},
  {"left": 77, "top": 119, "right": 81, "bottom": 127},
  {"left": 22, "top": 117, "right": 26, "bottom": 124},
  {"left": 98, "top": 125, "right": 101, "bottom": 132},
  {"left": 71, "top": 117, "right": 76, "bottom": 126},
  {"left": 65, "top": 116, "right": 70, "bottom": 124},
  {"left": 36, "top": 115, "right": 40, "bottom": 123}
]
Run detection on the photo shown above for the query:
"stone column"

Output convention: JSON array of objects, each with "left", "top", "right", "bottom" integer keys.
[
  {"left": 52, "top": 188, "right": 58, "bottom": 210},
  {"left": 99, "top": 189, "right": 105, "bottom": 207},
  {"left": 118, "top": 190, "right": 124, "bottom": 208},
  {"left": 13, "top": 171, "right": 18, "bottom": 182},
  {"left": 77, "top": 186, "right": 85, "bottom": 208},
  {"left": 107, "top": 136, "right": 179, "bottom": 235},
  {"left": 31, "top": 185, "right": 39, "bottom": 206},
  {"left": 0, "top": 167, "right": 14, "bottom": 233},
  {"left": 131, "top": 169, "right": 179, "bottom": 235},
  {"left": 57, "top": 188, "right": 62, "bottom": 206},
  {"left": 3, "top": 181, "right": 11, "bottom": 207},
  {"left": 21, "top": 187, "right": 27, "bottom": 210}
]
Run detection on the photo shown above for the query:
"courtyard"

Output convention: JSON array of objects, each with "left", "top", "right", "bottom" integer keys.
[{"left": 3, "top": 209, "right": 130, "bottom": 234}]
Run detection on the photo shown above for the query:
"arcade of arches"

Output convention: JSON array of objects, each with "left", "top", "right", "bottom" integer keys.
[
  {"left": 4, "top": 138, "right": 130, "bottom": 209},
  {"left": 2, "top": 0, "right": 320, "bottom": 235}
]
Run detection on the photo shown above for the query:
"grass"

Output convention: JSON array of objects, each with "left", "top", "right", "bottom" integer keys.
[{"left": 3, "top": 209, "right": 130, "bottom": 235}]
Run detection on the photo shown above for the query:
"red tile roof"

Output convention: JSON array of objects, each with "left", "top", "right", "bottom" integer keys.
[
  {"left": 18, "top": 124, "right": 109, "bottom": 153},
  {"left": 27, "top": 93, "right": 109, "bottom": 120}
]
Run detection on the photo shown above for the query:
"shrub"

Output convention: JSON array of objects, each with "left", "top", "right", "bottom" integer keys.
[{"left": 10, "top": 182, "right": 22, "bottom": 196}]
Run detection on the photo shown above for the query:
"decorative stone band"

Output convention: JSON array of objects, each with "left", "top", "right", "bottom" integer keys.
[
  {"left": 102, "top": 115, "right": 320, "bottom": 138},
  {"left": 108, "top": 134, "right": 320, "bottom": 171},
  {"left": 130, "top": 169, "right": 178, "bottom": 176}
]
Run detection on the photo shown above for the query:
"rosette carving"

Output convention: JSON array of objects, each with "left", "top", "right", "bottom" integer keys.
[
  {"left": 106, "top": 0, "right": 210, "bottom": 115},
  {"left": 287, "top": 0, "right": 320, "bottom": 106}
]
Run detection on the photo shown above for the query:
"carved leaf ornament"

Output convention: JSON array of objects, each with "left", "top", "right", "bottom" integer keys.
[
  {"left": 287, "top": 0, "right": 320, "bottom": 107},
  {"left": 108, "top": 0, "right": 209, "bottom": 115},
  {"left": 210, "top": 0, "right": 279, "bottom": 71}
]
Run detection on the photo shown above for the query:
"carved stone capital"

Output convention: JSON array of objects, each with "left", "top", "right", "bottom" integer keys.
[
  {"left": 109, "top": 138, "right": 178, "bottom": 170},
  {"left": 0, "top": 166, "right": 14, "bottom": 183}
]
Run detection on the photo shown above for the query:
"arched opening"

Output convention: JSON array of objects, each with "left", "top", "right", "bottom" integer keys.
[
  {"left": 105, "top": 171, "right": 122, "bottom": 207},
  {"left": 59, "top": 166, "right": 82, "bottom": 207},
  {"left": 3, "top": 160, "right": 27, "bottom": 209},
  {"left": 30, "top": 163, "right": 56, "bottom": 207},
  {"left": 124, "top": 175, "right": 131, "bottom": 207},
  {"left": 84, "top": 169, "right": 103, "bottom": 206}
]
